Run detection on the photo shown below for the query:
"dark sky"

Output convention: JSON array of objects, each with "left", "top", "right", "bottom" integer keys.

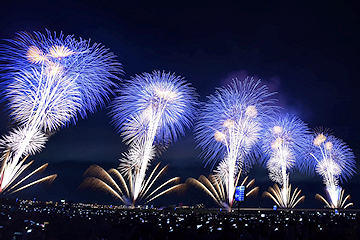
[{"left": 0, "top": 0, "right": 360, "bottom": 208}]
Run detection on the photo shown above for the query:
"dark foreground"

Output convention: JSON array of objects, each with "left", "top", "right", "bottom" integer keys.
[{"left": 0, "top": 199, "right": 359, "bottom": 240}]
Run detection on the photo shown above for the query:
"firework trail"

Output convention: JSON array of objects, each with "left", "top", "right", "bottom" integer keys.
[
  {"left": 111, "top": 71, "right": 198, "bottom": 202},
  {"left": 0, "top": 30, "right": 122, "bottom": 192},
  {"left": 195, "top": 78, "right": 276, "bottom": 208},
  {"left": 309, "top": 130, "right": 356, "bottom": 208},
  {"left": 261, "top": 114, "right": 309, "bottom": 208}
]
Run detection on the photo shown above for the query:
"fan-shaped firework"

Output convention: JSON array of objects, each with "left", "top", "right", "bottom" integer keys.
[
  {"left": 0, "top": 152, "right": 57, "bottom": 194},
  {"left": 81, "top": 163, "right": 185, "bottom": 206},
  {"left": 315, "top": 188, "right": 353, "bottom": 209},
  {"left": 111, "top": 71, "right": 198, "bottom": 201},
  {"left": 195, "top": 78, "right": 276, "bottom": 208},
  {"left": 261, "top": 114, "right": 309, "bottom": 208},
  {"left": 186, "top": 173, "right": 259, "bottom": 210},
  {"left": 309, "top": 130, "right": 356, "bottom": 208},
  {"left": 0, "top": 127, "right": 48, "bottom": 189},
  {"left": 0, "top": 30, "right": 122, "bottom": 193},
  {"left": 262, "top": 182, "right": 305, "bottom": 208}
]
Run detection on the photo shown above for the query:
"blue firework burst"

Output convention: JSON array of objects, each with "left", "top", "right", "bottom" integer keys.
[
  {"left": 310, "top": 131, "right": 356, "bottom": 184},
  {"left": 261, "top": 114, "right": 310, "bottom": 185},
  {"left": 194, "top": 77, "right": 277, "bottom": 169},
  {"left": 0, "top": 30, "right": 123, "bottom": 119},
  {"left": 111, "top": 71, "right": 199, "bottom": 145}
]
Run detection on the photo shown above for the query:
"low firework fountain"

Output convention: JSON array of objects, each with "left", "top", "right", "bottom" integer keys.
[
  {"left": 109, "top": 71, "right": 198, "bottom": 205},
  {"left": 81, "top": 163, "right": 185, "bottom": 206},
  {"left": 310, "top": 130, "right": 356, "bottom": 209},
  {"left": 186, "top": 171, "right": 259, "bottom": 209},
  {"left": 0, "top": 151, "right": 57, "bottom": 194},
  {"left": 261, "top": 114, "right": 308, "bottom": 208},
  {"left": 0, "top": 30, "right": 122, "bottom": 193},
  {"left": 195, "top": 78, "right": 276, "bottom": 210}
]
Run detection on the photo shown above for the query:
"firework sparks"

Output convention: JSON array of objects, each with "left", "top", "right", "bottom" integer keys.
[
  {"left": 262, "top": 182, "right": 305, "bottom": 208},
  {"left": 186, "top": 172, "right": 259, "bottom": 210},
  {"left": 81, "top": 163, "right": 185, "bottom": 206},
  {"left": 195, "top": 78, "right": 276, "bottom": 208},
  {"left": 0, "top": 127, "right": 47, "bottom": 158},
  {"left": 111, "top": 71, "right": 198, "bottom": 145},
  {"left": 0, "top": 30, "right": 122, "bottom": 192},
  {"left": 315, "top": 187, "right": 353, "bottom": 209},
  {"left": 111, "top": 71, "right": 198, "bottom": 202},
  {"left": 1, "top": 30, "right": 122, "bottom": 117},
  {"left": 261, "top": 114, "right": 309, "bottom": 208},
  {"left": 0, "top": 152, "right": 57, "bottom": 194},
  {"left": 309, "top": 130, "right": 356, "bottom": 208}
]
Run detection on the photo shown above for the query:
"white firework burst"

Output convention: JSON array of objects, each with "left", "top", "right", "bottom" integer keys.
[
  {"left": 316, "top": 158, "right": 342, "bottom": 186},
  {"left": 0, "top": 127, "right": 47, "bottom": 157},
  {"left": 266, "top": 147, "right": 295, "bottom": 185},
  {"left": 0, "top": 30, "right": 121, "bottom": 195},
  {"left": 118, "top": 140, "right": 155, "bottom": 178},
  {"left": 214, "top": 157, "right": 241, "bottom": 185}
]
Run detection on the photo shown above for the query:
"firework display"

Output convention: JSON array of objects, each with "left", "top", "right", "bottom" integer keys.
[
  {"left": 0, "top": 30, "right": 122, "bottom": 193},
  {"left": 309, "top": 130, "right": 356, "bottom": 208},
  {"left": 109, "top": 71, "right": 198, "bottom": 204},
  {"left": 0, "top": 29, "right": 357, "bottom": 211},
  {"left": 195, "top": 78, "right": 276, "bottom": 209},
  {"left": 261, "top": 114, "right": 309, "bottom": 208}
]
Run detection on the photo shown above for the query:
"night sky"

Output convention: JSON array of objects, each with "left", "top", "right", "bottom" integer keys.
[{"left": 0, "top": 1, "right": 359, "bottom": 208}]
